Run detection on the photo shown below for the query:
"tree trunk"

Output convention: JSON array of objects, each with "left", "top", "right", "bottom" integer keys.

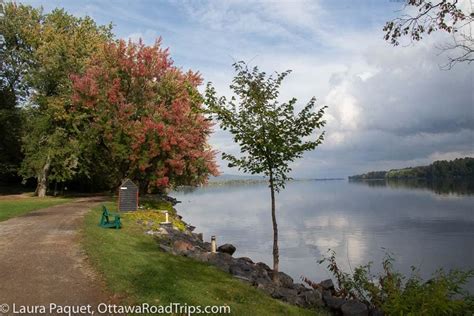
[
  {"left": 269, "top": 173, "right": 279, "bottom": 281},
  {"left": 36, "top": 157, "right": 51, "bottom": 198},
  {"left": 139, "top": 179, "right": 149, "bottom": 196}
]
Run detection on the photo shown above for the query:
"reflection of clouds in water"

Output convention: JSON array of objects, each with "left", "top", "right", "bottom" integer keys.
[
  {"left": 304, "top": 215, "right": 349, "bottom": 229},
  {"left": 278, "top": 229, "right": 301, "bottom": 247},
  {"left": 312, "top": 237, "right": 341, "bottom": 254},
  {"left": 346, "top": 234, "right": 367, "bottom": 266},
  {"left": 172, "top": 181, "right": 474, "bottom": 287},
  {"left": 303, "top": 233, "right": 367, "bottom": 268}
]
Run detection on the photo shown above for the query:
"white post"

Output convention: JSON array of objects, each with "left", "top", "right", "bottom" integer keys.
[
  {"left": 164, "top": 211, "right": 169, "bottom": 223},
  {"left": 211, "top": 235, "right": 217, "bottom": 253}
]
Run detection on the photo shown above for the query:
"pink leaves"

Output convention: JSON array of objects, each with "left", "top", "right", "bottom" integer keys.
[{"left": 71, "top": 37, "right": 218, "bottom": 190}]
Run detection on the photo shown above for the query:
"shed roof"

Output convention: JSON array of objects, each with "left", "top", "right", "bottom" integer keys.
[{"left": 121, "top": 179, "right": 138, "bottom": 188}]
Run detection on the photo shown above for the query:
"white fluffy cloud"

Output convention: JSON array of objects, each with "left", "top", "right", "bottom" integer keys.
[
  {"left": 311, "top": 31, "right": 473, "bottom": 177},
  {"left": 22, "top": 0, "right": 474, "bottom": 177}
]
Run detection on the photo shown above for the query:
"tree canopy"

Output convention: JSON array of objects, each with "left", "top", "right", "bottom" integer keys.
[
  {"left": 71, "top": 39, "right": 218, "bottom": 193},
  {"left": 0, "top": 2, "right": 218, "bottom": 196},
  {"left": 206, "top": 62, "right": 326, "bottom": 191}
]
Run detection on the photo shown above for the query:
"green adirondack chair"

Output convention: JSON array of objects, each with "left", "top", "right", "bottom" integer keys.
[{"left": 99, "top": 205, "right": 122, "bottom": 229}]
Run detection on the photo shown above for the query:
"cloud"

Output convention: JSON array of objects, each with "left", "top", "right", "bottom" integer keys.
[
  {"left": 296, "top": 29, "right": 473, "bottom": 177},
  {"left": 180, "top": 0, "right": 324, "bottom": 40},
  {"left": 21, "top": 0, "right": 473, "bottom": 178}
]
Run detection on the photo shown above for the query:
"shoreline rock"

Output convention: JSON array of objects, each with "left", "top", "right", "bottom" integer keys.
[
  {"left": 135, "top": 205, "right": 372, "bottom": 315},
  {"left": 217, "top": 243, "right": 236, "bottom": 255}
]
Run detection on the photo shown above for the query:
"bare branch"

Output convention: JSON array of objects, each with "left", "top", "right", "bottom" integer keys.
[{"left": 384, "top": 0, "right": 473, "bottom": 68}]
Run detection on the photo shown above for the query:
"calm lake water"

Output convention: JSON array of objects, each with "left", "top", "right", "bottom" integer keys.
[{"left": 171, "top": 180, "right": 474, "bottom": 288}]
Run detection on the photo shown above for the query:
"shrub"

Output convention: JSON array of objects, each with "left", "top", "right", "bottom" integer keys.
[{"left": 312, "top": 250, "right": 474, "bottom": 315}]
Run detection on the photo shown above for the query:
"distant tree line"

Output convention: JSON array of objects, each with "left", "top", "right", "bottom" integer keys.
[
  {"left": 349, "top": 157, "right": 474, "bottom": 180},
  {"left": 0, "top": 2, "right": 218, "bottom": 196}
]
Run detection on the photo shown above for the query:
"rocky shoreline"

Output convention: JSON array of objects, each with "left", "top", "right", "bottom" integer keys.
[{"left": 136, "top": 207, "right": 375, "bottom": 316}]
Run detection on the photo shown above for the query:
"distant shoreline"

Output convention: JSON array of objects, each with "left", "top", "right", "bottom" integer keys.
[
  {"left": 349, "top": 157, "right": 473, "bottom": 181},
  {"left": 206, "top": 177, "right": 345, "bottom": 186}
]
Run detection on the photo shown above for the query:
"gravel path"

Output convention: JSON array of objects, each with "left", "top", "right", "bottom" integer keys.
[{"left": 0, "top": 197, "right": 110, "bottom": 314}]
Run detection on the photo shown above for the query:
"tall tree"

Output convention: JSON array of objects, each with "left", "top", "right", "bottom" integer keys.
[
  {"left": 205, "top": 62, "right": 326, "bottom": 280},
  {"left": 0, "top": 2, "right": 41, "bottom": 182},
  {"left": 1, "top": 4, "right": 113, "bottom": 196},
  {"left": 71, "top": 39, "right": 218, "bottom": 193},
  {"left": 383, "top": 0, "right": 473, "bottom": 69}
]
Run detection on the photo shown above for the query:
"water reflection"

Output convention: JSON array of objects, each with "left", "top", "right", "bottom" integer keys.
[
  {"left": 349, "top": 178, "right": 474, "bottom": 195},
  {"left": 171, "top": 180, "right": 474, "bottom": 289}
]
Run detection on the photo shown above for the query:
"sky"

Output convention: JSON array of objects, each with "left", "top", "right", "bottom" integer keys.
[{"left": 22, "top": 0, "right": 474, "bottom": 178}]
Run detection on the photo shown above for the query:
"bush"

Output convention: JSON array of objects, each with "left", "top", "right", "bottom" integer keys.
[
  {"left": 127, "top": 199, "right": 186, "bottom": 231},
  {"left": 314, "top": 250, "right": 474, "bottom": 315}
]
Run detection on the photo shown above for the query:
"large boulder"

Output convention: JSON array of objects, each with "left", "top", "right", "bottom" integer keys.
[
  {"left": 207, "top": 252, "right": 234, "bottom": 273},
  {"left": 254, "top": 264, "right": 271, "bottom": 281},
  {"left": 237, "top": 257, "right": 254, "bottom": 265},
  {"left": 293, "top": 283, "right": 309, "bottom": 294},
  {"left": 271, "top": 287, "right": 305, "bottom": 306},
  {"left": 256, "top": 262, "right": 272, "bottom": 272},
  {"left": 270, "top": 271, "right": 294, "bottom": 288},
  {"left": 341, "top": 300, "right": 368, "bottom": 316},
  {"left": 188, "top": 251, "right": 211, "bottom": 262},
  {"left": 217, "top": 244, "right": 236, "bottom": 256},
  {"left": 271, "top": 287, "right": 298, "bottom": 299},
  {"left": 258, "top": 283, "right": 277, "bottom": 296},
  {"left": 229, "top": 261, "right": 256, "bottom": 280},
  {"left": 300, "top": 289, "right": 324, "bottom": 308},
  {"left": 252, "top": 275, "right": 272, "bottom": 288},
  {"left": 320, "top": 279, "right": 335, "bottom": 291},
  {"left": 324, "top": 294, "right": 347, "bottom": 310}
]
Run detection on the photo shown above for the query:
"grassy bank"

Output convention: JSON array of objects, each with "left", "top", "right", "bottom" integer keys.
[
  {"left": 0, "top": 196, "right": 71, "bottom": 222},
  {"left": 83, "top": 202, "right": 322, "bottom": 315}
]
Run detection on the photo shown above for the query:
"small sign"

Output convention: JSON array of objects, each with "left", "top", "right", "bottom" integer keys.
[{"left": 118, "top": 179, "right": 138, "bottom": 211}]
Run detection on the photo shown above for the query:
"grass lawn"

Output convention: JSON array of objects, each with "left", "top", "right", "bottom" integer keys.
[
  {"left": 83, "top": 202, "right": 326, "bottom": 315},
  {"left": 0, "top": 196, "right": 72, "bottom": 222}
]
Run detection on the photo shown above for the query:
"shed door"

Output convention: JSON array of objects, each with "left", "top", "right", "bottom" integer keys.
[{"left": 118, "top": 182, "right": 138, "bottom": 211}]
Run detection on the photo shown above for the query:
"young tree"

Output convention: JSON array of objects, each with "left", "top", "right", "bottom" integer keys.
[
  {"left": 71, "top": 39, "right": 218, "bottom": 193},
  {"left": 205, "top": 62, "right": 326, "bottom": 280},
  {"left": 383, "top": 0, "right": 473, "bottom": 69}
]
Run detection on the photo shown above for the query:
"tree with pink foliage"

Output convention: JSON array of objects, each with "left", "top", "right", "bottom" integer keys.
[{"left": 71, "top": 39, "right": 218, "bottom": 193}]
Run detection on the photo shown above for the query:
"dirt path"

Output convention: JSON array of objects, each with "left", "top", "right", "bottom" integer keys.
[{"left": 0, "top": 197, "right": 110, "bottom": 313}]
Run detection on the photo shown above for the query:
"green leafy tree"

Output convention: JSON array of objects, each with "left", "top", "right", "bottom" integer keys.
[
  {"left": 0, "top": 3, "right": 113, "bottom": 196},
  {"left": 205, "top": 62, "right": 326, "bottom": 279},
  {"left": 0, "top": 2, "right": 41, "bottom": 182}
]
